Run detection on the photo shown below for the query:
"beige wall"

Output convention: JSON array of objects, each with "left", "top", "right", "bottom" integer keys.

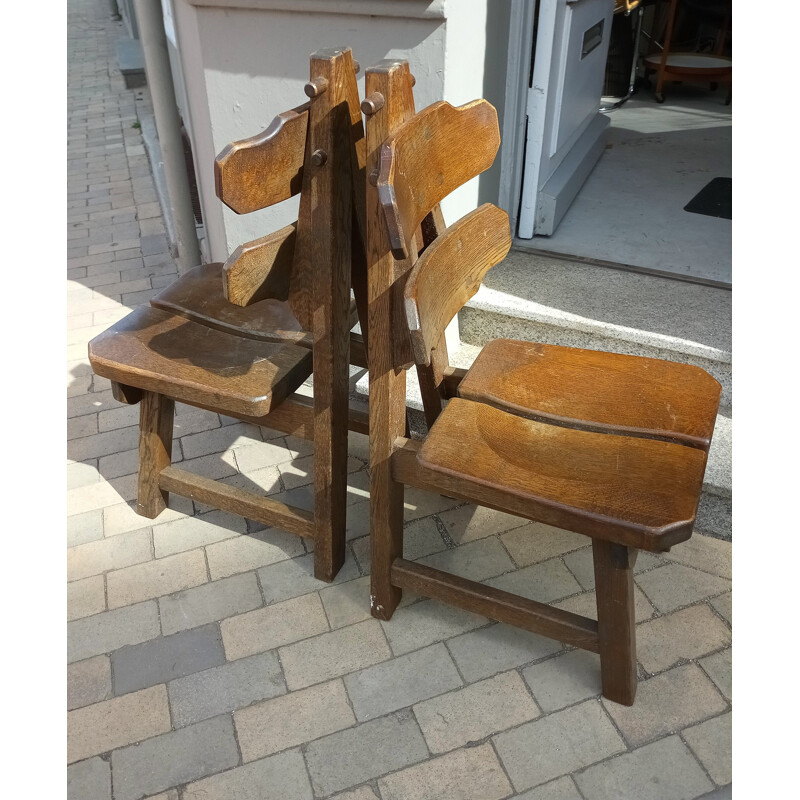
[{"left": 170, "top": 0, "right": 512, "bottom": 262}]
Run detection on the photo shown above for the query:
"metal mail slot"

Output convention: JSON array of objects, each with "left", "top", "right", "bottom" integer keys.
[{"left": 581, "top": 19, "right": 604, "bottom": 59}]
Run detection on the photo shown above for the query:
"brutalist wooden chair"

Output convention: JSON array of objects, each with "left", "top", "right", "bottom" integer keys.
[
  {"left": 89, "top": 48, "right": 362, "bottom": 581},
  {"left": 366, "top": 96, "right": 722, "bottom": 704}
]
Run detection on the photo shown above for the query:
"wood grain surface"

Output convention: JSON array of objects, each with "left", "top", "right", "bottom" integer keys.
[
  {"left": 88, "top": 305, "right": 313, "bottom": 418},
  {"left": 458, "top": 339, "right": 721, "bottom": 449}
]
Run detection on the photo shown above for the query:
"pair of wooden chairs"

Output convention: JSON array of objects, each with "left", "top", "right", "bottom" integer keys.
[{"left": 89, "top": 51, "right": 721, "bottom": 706}]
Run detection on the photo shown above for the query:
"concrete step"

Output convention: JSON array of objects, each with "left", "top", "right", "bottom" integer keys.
[{"left": 353, "top": 249, "right": 731, "bottom": 538}]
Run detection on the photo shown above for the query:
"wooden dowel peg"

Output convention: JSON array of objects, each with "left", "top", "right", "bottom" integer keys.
[
  {"left": 410, "top": 74, "right": 416, "bottom": 87},
  {"left": 368, "top": 169, "right": 379, "bottom": 186},
  {"left": 361, "top": 92, "right": 385, "bottom": 116},
  {"left": 304, "top": 77, "right": 329, "bottom": 98},
  {"left": 353, "top": 60, "right": 360, "bottom": 74},
  {"left": 311, "top": 149, "right": 328, "bottom": 167}
]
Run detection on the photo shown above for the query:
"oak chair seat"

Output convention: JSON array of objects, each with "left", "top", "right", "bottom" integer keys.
[
  {"left": 417, "top": 398, "right": 707, "bottom": 552},
  {"left": 88, "top": 305, "right": 313, "bottom": 418},
  {"left": 457, "top": 339, "right": 721, "bottom": 450},
  {"left": 151, "top": 262, "right": 312, "bottom": 346}
]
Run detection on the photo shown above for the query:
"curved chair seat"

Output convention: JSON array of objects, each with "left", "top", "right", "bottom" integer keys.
[
  {"left": 88, "top": 305, "right": 313, "bottom": 418},
  {"left": 150, "top": 262, "right": 313, "bottom": 347},
  {"left": 417, "top": 398, "right": 708, "bottom": 551},
  {"left": 457, "top": 339, "right": 721, "bottom": 450}
]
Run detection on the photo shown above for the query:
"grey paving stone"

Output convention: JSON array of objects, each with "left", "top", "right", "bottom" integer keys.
[
  {"left": 111, "top": 715, "right": 240, "bottom": 800},
  {"left": 493, "top": 700, "right": 626, "bottom": 792},
  {"left": 169, "top": 650, "right": 285, "bottom": 727},
  {"left": 320, "top": 575, "right": 375, "bottom": 628},
  {"left": 446, "top": 621, "right": 564, "bottom": 683},
  {"left": 68, "top": 685, "right": 172, "bottom": 764},
  {"left": 378, "top": 743, "right": 513, "bottom": 800},
  {"left": 67, "top": 528, "right": 152, "bottom": 582},
  {"left": 486, "top": 558, "right": 583, "bottom": 603},
  {"left": 102, "top": 497, "right": 194, "bottom": 537},
  {"left": 563, "top": 547, "right": 663, "bottom": 590},
  {"left": 636, "top": 563, "right": 731, "bottom": 614},
  {"left": 637, "top": 604, "right": 731, "bottom": 674},
  {"left": 234, "top": 679, "right": 355, "bottom": 761},
  {"left": 153, "top": 509, "right": 247, "bottom": 558},
  {"left": 501, "top": 523, "right": 588, "bottom": 566},
  {"left": 112, "top": 623, "right": 226, "bottom": 695},
  {"left": 205, "top": 528, "right": 306, "bottom": 580},
  {"left": 697, "top": 786, "right": 732, "bottom": 800},
  {"left": 602, "top": 664, "right": 728, "bottom": 748},
  {"left": 280, "top": 618, "right": 393, "bottom": 690},
  {"left": 419, "top": 536, "right": 516, "bottom": 581},
  {"left": 664, "top": 533, "right": 732, "bottom": 579},
  {"left": 182, "top": 749, "right": 313, "bottom": 800},
  {"left": 512, "top": 776, "right": 582, "bottom": 800},
  {"left": 328, "top": 789, "right": 380, "bottom": 800},
  {"left": 221, "top": 592, "right": 329, "bottom": 661},
  {"left": 413, "top": 670, "right": 540, "bottom": 754},
  {"left": 522, "top": 649, "right": 602, "bottom": 712},
  {"left": 67, "top": 756, "right": 111, "bottom": 800},
  {"left": 381, "top": 598, "right": 488, "bottom": 656},
  {"left": 257, "top": 551, "right": 360, "bottom": 605},
  {"left": 179, "top": 422, "right": 264, "bottom": 460},
  {"left": 68, "top": 655, "right": 112, "bottom": 711},
  {"left": 710, "top": 591, "right": 731, "bottom": 625},
  {"left": 305, "top": 713, "right": 429, "bottom": 797},
  {"left": 436, "top": 503, "right": 530, "bottom": 544},
  {"left": 575, "top": 735, "right": 714, "bottom": 800},
  {"left": 68, "top": 574, "right": 106, "bottom": 621},
  {"left": 402, "top": 485, "right": 464, "bottom": 522},
  {"left": 68, "top": 600, "right": 160, "bottom": 663},
  {"left": 106, "top": 548, "right": 208, "bottom": 609},
  {"left": 699, "top": 648, "right": 731, "bottom": 701},
  {"left": 683, "top": 712, "right": 732, "bottom": 786},
  {"left": 159, "top": 571, "right": 263, "bottom": 635},
  {"left": 345, "top": 643, "right": 463, "bottom": 721},
  {"left": 67, "top": 509, "right": 104, "bottom": 547},
  {"left": 351, "top": 515, "right": 447, "bottom": 572}
]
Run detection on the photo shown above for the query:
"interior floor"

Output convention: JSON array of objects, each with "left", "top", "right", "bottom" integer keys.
[{"left": 515, "top": 82, "right": 732, "bottom": 286}]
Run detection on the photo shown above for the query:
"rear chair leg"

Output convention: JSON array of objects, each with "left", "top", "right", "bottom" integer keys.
[
  {"left": 137, "top": 391, "right": 174, "bottom": 518},
  {"left": 593, "top": 539, "right": 638, "bottom": 706}
]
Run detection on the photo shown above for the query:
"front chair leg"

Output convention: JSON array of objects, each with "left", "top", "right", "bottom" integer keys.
[
  {"left": 137, "top": 391, "right": 174, "bottom": 518},
  {"left": 592, "top": 539, "right": 638, "bottom": 706}
]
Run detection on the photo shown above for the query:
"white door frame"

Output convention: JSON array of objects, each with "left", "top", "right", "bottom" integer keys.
[{"left": 497, "top": 0, "right": 537, "bottom": 239}]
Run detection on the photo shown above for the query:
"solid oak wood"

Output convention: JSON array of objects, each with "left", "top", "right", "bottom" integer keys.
[
  {"left": 152, "top": 262, "right": 311, "bottom": 346},
  {"left": 458, "top": 339, "right": 722, "bottom": 450},
  {"left": 111, "top": 381, "right": 142, "bottom": 405},
  {"left": 416, "top": 399, "right": 706, "bottom": 550},
  {"left": 222, "top": 223, "right": 297, "bottom": 306},
  {"left": 392, "top": 559, "right": 600, "bottom": 651},
  {"left": 366, "top": 60, "right": 419, "bottom": 618},
  {"left": 88, "top": 305, "right": 313, "bottom": 418},
  {"left": 159, "top": 466, "right": 315, "bottom": 538},
  {"left": 214, "top": 101, "right": 309, "bottom": 214},
  {"left": 404, "top": 203, "right": 512, "bottom": 400},
  {"left": 377, "top": 99, "right": 500, "bottom": 260},
  {"left": 137, "top": 391, "right": 174, "bottom": 518},
  {"left": 593, "top": 539, "right": 638, "bottom": 705}
]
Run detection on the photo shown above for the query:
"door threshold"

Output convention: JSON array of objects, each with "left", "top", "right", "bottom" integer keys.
[{"left": 511, "top": 239, "right": 732, "bottom": 290}]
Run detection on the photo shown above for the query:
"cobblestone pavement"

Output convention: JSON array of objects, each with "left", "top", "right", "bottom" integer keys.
[{"left": 66, "top": 1, "right": 732, "bottom": 798}]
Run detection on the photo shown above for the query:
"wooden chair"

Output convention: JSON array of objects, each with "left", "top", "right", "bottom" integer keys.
[
  {"left": 89, "top": 48, "right": 363, "bottom": 581},
  {"left": 367, "top": 96, "right": 722, "bottom": 705}
]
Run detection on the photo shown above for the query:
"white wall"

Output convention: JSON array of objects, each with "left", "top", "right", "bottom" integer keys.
[{"left": 170, "top": 0, "right": 512, "bottom": 262}]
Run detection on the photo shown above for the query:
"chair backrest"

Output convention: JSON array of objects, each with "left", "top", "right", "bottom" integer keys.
[
  {"left": 377, "top": 99, "right": 500, "bottom": 260},
  {"left": 403, "top": 202, "right": 511, "bottom": 369},
  {"left": 213, "top": 48, "right": 364, "bottom": 332}
]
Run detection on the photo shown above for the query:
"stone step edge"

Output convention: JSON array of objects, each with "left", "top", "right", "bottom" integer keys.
[{"left": 465, "top": 285, "right": 731, "bottom": 365}]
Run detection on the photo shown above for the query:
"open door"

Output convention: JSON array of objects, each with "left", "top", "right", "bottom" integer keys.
[{"left": 518, "top": 0, "right": 615, "bottom": 238}]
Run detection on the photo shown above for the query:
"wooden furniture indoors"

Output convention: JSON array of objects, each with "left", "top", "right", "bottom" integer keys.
[
  {"left": 644, "top": 0, "right": 732, "bottom": 103},
  {"left": 367, "top": 94, "right": 722, "bottom": 705},
  {"left": 89, "top": 48, "right": 364, "bottom": 581}
]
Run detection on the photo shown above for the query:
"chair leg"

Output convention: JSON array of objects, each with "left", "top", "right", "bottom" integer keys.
[
  {"left": 137, "top": 391, "right": 174, "bottom": 518},
  {"left": 592, "top": 539, "right": 638, "bottom": 706},
  {"left": 312, "top": 422, "right": 348, "bottom": 582},
  {"left": 370, "top": 474, "right": 404, "bottom": 620}
]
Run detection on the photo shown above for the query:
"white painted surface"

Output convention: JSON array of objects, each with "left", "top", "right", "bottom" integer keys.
[{"left": 518, "top": 0, "right": 614, "bottom": 237}]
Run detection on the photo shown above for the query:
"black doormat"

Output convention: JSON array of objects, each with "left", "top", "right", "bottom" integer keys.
[{"left": 684, "top": 177, "right": 732, "bottom": 220}]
